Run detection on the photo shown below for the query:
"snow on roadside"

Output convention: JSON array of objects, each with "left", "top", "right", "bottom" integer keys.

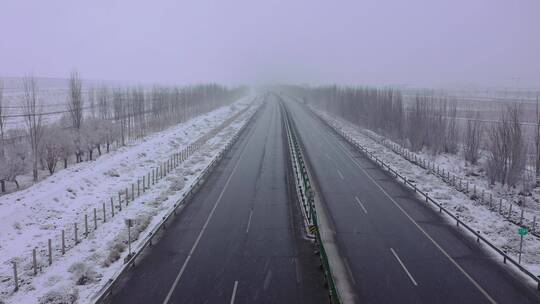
[
  {"left": 312, "top": 107, "right": 540, "bottom": 279},
  {"left": 358, "top": 124, "right": 540, "bottom": 230},
  {"left": 0, "top": 95, "right": 258, "bottom": 303}
]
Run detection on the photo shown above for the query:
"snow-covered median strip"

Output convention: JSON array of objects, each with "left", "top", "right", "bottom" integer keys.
[
  {"left": 309, "top": 106, "right": 540, "bottom": 286},
  {"left": 0, "top": 96, "right": 260, "bottom": 303}
]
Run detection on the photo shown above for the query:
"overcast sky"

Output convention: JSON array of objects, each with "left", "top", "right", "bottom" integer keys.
[{"left": 1, "top": 0, "right": 539, "bottom": 88}]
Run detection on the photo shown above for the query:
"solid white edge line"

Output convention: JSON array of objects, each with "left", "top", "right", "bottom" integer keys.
[
  {"left": 230, "top": 281, "right": 239, "bottom": 304},
  {"left": 390, "top": 248, "right": 418, "bottom": 286},
  {"left": 162, "top": 119, "right": 253, "bottom": 304},
  {"left": 354, "top": 196, "right": 368, "bottom": 214},
  {"left": 337, "top": 169, "right": 345, "bottom": 180},
  {"left": 246, "top": 209, "right": 253, "bottom": 233},
  {"left": 333, "top": 138, "right": 497, "bottom": 304}
]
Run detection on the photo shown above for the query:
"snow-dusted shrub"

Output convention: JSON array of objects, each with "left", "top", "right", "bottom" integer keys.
[
  {"left": 68, "top": 261, "right": 100, "bottom": 285},
  {"left": 38, "top": 284, "right": 78, "bottom": 304},
  {"left": 104, "top": 169, "right": 120, "bottom": 177},
  {"left": 167, "top": 176, "right": 185, "bottom": 192},
  {"left": 103, "top": 241, "right": 126, "bottom": 267}
]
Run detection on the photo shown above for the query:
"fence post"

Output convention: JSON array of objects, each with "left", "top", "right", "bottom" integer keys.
[
  {"left": 12, "top": 262, "right": 18, "bottom": 291},
  {"left": 125, "top": 188, "right": 129, "bottom": 205},
  {"left": 48, "top": 239, "right": 52, "bottom": 266},
  {"left": 74, "top": 223, "right": 79, "bottom": 244},
  {"left": 137, "top": 179, "right": 140, "bottom": 197},
  {"left": 84, "top": 214, "right": 88, "bottom": 237},
  {"left": 111, "top": 197, "right": 115, "bottom": 217},
  {"left": 131, "top": 184, "right": 135, "bottom": 201},
  {"left": 61, "top": 230, "right": 65, "bottom": 255},
  {"left": 94, "top": 208, "right": 98, "bottom": 230},
  {"left": 481, "top": 190, "right": 484, "bottom": 203},
  {"left": 533, "top": 216, "right": 537, "bottom": 233},
  {"left": 103, "top": 202, "right": 106, "bottom": 223},
  {"left": 143, "top": 176, "right": 146, "bottom": 193},
  {"left": 508, "top": 204, "right": 513, "bottom": 219},
  {"left": 32, "top": 248, "right": 37, "bottom": 275}
]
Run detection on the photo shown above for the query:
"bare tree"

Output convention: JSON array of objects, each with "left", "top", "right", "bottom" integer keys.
[
  {"left": 0, "top": 79, "right": 5, "bottom": 160},
  {"left": 0, "top": 80, "right": 6, "bottom": 191},
  {"left": 444, "top": 99, "right": 459, "bottom": 153},
  {"left": 486, "top": 105, "right": 527, "bottom": 186},
  {"left": 535, "top": 96, "right": 540, "bottom": 176},
  {"left": 57, "top": 129, "right": 75, "bottom": 169},
  {"left": 88, "top": 86, "right": 96, "bottom": 118},
  {"left": 23, "top": 76, "right": 44, "bottom": 182},
  {"left": 68, "top": 71, "right": 84, "bottom": 130},
  {"left": 463, "top": 110, "right": 483, "bottom": 164},
  {"left": 40, "top": 126, "right": 62, "bottom": 175},
  {"left": 406, "top": 95, "right": 431, "bottom": 151},
  {"left": 0, "top": 138, "right": 27, "bottom": 189},
  {"left": 98, "top": 86, "right": 109, "bottom": 119},
  {"left": 113, "top": 89, "right": 127, "bottom": 145}
]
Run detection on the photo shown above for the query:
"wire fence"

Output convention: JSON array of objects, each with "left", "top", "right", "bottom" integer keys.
[{"left": 5, "top": 102, "right": 254, "bottom": 295}]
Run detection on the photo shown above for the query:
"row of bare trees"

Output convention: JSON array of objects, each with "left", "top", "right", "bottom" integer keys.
[
  {"left": 286, "top": 85, "right": 534, "bottom": 188},
  {"left": 0, "top": 74, "right": 246, "bottom": 191}
]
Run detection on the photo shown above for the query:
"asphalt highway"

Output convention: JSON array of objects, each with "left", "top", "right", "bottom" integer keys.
[
  {"left": 282, "top": 95, "right": 540, "bottom": 304},
  {"left": 110, "top": 95, "right": 327, "bottom": 304}
]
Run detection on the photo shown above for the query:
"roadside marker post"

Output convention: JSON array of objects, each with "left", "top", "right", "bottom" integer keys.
[
  {"left": 518, "top": 227, "right": 528, "bottom": 264},
  {"left": 125, "top": 218, "right": 134, "bottom": 261}
]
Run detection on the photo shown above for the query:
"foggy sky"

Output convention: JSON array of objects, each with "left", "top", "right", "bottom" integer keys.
[{"left": 1, "top": 0, "right": 539, "bottom": 88}]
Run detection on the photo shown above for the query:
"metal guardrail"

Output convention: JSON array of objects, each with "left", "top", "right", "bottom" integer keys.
[
  {"left": 91, "top": 104, "right": 261, "bottom": 303},
  {"left": 307, "top": 104, "right": 540, "bottom": 291},
  {"left": 279, "top": 100, "right": 341, "bottom": 304},
  {"left": 326, "top": 114, "right": 540, "bottom": 239},
  {"left": 6, "top": 102, "right": 256, "bottom": 294}
]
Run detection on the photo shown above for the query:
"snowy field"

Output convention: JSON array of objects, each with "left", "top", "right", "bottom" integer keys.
[
  {"left": 311, "top": 106, "right": 540, "bottom": 284},
  {"left": 0, "top": 95, "right": 258, "bottom": 303}
]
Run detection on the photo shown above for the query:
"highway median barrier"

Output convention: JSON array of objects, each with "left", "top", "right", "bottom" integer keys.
[{"left": 280, "top": 99, "right": 341, "bottom": 304}]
